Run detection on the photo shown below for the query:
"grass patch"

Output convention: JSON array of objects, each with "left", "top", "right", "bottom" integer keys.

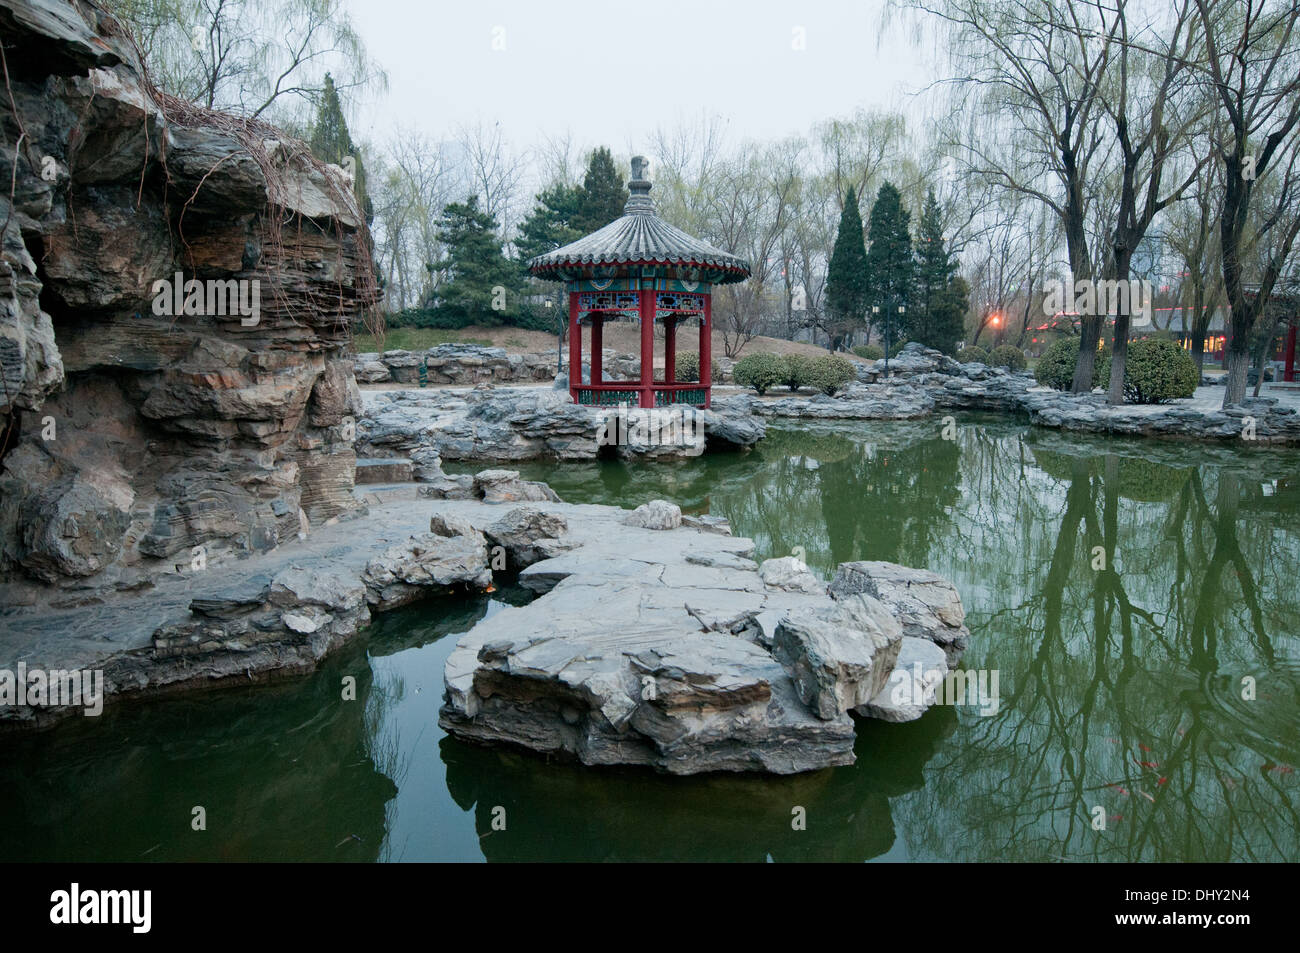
[{"left": 351, "top": 328, "right": 493, "bottom": 354}]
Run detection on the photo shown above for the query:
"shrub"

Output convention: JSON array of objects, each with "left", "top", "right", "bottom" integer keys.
[
  {"left": 806, "top": 354, "right": 857, "bottom": 395},
  {"left": 732, "top": 352, "right": 786, "bottom": 395},
  {"left": 852, "top": 344, "right": 885, "bottom": 361},
  {"left": 988, "top": 344, "right": 1028, "bottom": 371},
  {"left": 676, "top": 350, "right": 720, "bottom": 383},
  {"left": 956, "top": 345, "right": 989, "bottom": 364},
  {"left": 780, "top": 353, "right": 814, "bottom": 391},
  {"left": 1035, "top": 338, "right": 1110, "bottom": 391},
  {"left": 1096, "top": 337, "right": 1198, "bottom": 404}
]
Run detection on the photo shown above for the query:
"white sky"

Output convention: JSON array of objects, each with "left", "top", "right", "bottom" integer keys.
[{"left": 343, "top": 0, "right": 941, "bottom": 155}]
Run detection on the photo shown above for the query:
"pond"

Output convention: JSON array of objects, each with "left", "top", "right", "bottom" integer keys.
[{"left": 2, "top": 415, "right": 1297, "bottom": 861}]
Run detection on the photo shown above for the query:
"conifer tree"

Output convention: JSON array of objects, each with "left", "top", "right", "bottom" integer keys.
[
  {"left": 573, "top": 147, "right": 628, "bottom": 234},
  {"left": 909, "top": 189, "right": 965, "bottom": 353},
  {"left": 433, "top": 196, "right": 521, "bottom": 327},
  {"left": 824, "top": 185, "right": 870, "bottom": 351},
  {"left": 309, "top": 73, "right": 371, "bottom": 221},
  {"left": 864, "top": 181, "right": 913, "bottom": 348}
]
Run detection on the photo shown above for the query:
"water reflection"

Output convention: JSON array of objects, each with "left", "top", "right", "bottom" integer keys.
[{"left": 1, "top": 418, "right": 1296, "bottom": 861}]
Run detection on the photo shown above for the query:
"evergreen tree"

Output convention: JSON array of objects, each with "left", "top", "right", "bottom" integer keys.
[
  {"left": 515, "top": 183, "right": 585, "bottom": 335},
  {"left": 433, "top": 196, "right": 522, "bottom": 327},
  {"left": 573, "top": 147, "right": 628, "bottom": 233},
  {"left": 309, "top": 73, "right": 372, "bottom": 221},
  {"left": 515, "top": 183, "right": 585, "bottom": 267},
  {"left": 931, "top": 275, "right": 971, "bottom": 355},
  {"left": 864, "top": 181, "right": 914, "bottom": 347},
  {"left": 908, "top": 189, "right": 965, "bottom": 353},
  {"left": 824, "top": 185, "right": 870, "bottom": 351}
]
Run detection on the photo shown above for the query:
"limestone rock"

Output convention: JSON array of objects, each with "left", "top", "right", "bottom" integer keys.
[
  {"left": 859, "top": 636, "right": 948, "bottom": 723},
  {"left": 829, "top": 560, "right": 970, "bottom": 662},
  {"left": 429, "top": 512, "right": 476, "bottom": 538},
  {"left": 472, "top": 468, "right": 561, "bottom": 504},
  {"left": 0, "top": 0, "right": 374, "bottom": 587},
  {"left": 622, "top": 499, "right": 681, "bottom": 530},
  {"left": 17, "top": 475, "right": 130, "bottom": 582},
  {"left": 772, "top": 594, "right": 903, "bottom": 719},
  {"left": 482, "top": 506, "right": 572, "bottom": 568},
  {"left": 758, "top": 556, "right": 824, "bottom": 594},
  {"left": 361, "top": 532, "right": 492, "bottom": 610}
]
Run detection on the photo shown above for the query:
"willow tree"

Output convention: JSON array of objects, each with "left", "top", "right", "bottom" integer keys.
[
  {"left": 113, "top": 0, "right": 382, "bottom": 122},
  {"left": 915, "top": 0, "right": 1118, "bottom": 390},
  {"left": 1195, "top": 0, "right": 1300, "bottom": 406}
]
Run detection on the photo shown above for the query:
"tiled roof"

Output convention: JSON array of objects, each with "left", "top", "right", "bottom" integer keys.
[{"left": 527, "top": 156, "right": 751, "bottom": 285}]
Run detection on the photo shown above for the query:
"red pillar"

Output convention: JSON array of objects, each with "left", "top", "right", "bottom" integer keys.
[
  {"left": 568, "top": 292, "right": 581, "bottom": 399},
  {"left": 1285, "top": 323, "right": 1297, "bottom": 382},
  {"left": 700, "top": 294, "right": 712, "bottom": 408},
  {"left": 591, "top": 315, "right": 603, "bottom": 386},
  {"left": 639, "top": 287, "right": 655, "bottom": 409},
  {"left": 664, "top": 316, "right": 677, "bottom": 385}
]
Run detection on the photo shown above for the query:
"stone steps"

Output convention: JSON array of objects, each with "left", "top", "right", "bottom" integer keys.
[{"left": 355, "top": 457, "right": 413, "bottom": 484}]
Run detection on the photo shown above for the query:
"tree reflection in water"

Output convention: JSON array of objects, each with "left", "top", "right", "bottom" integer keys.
[
  {"left": 444, "top": 418, "right": 1298, "bottom": 861},
  {"left": 1, "top": 419, "right": 1295, "bottom": 861}
]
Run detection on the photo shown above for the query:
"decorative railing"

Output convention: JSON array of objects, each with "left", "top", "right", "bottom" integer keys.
[
  {"left": 572, "top": 384, "right": 709, "bottom": 408},
  {"left": 654, "top": 387, "right": 708, "bottom": 407},
  {"left": 575, "top": 387, "right": 640, "bottom": 406}
]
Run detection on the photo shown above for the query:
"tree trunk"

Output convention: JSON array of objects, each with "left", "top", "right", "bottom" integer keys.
[
  {"left": 1073, "top": 316, "right": 1102, "bottom": 393},
  {"left": 1222, "top": 329, "right": 1250, "bottom": 406}
]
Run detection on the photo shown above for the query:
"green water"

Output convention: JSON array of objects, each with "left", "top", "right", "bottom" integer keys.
[{"left": 2, "top": 415, "right": 1298, "bottom": 862}]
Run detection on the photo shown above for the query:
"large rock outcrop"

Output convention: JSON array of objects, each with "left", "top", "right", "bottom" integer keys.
[
  {"left": 440, "top": 499, "right": 970, "bottom": 775},
  {"left": 0, "top": 0, "right": 378, "bottom": 591}
]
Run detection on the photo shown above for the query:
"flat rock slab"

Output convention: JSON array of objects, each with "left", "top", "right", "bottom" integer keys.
[
  {"left": 438, "top": 503, "right": 970, "bottom": 775},
  {"left": 2, "top": 489, "right": 972, "bottom": 770}
]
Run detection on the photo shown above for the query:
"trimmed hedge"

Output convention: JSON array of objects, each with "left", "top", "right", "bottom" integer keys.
[
  {"left": 852, "top": 344, "right": 885, "bottom": 361},
  {"left": 956, "top": 345, "right": 989, "bottom": 364},
  {"left": 1097, "top": 338, "right": 1198, "bottom": 404},
  {"left": 1036, "top": 338, "right": 1110, "bottom": 391},
  {"left": 675, "top": 350, "right": 720, "bottom": 383},
  {"left": 988, "top": 344, "right": 1028, "bottom": 371},
  {"left": 781, "top": 354, "right": 814, "bottom": 391},
  {"left": 806, "top": 354, "right": 856, "bottom": 395},
  {"left": 733, "top": 352, "right": 786, "bottom": 395}
]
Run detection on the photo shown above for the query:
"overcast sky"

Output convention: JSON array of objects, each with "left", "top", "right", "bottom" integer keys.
[{"left": 343, "top": 0, "right": 942, "bottom": 158}]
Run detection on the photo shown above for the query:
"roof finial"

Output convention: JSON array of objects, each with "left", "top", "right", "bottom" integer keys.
[{"left": 625, "top": 154, "right": 655, "bottom": 214}]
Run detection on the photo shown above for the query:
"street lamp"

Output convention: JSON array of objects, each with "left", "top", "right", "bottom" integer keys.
[
  {"left": 892, "top": 305, "right": 905, "bottom": 377},
  {"left": 545, "top": 298, "right": 561, "bottom": 373},
  {"left": 872, "top": 305, "right": 883, "bottom": 376}
]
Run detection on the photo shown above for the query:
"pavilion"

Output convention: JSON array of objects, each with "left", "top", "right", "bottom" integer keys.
[{"left": 527, "top": 156, "right": 750, "bottom": 409}]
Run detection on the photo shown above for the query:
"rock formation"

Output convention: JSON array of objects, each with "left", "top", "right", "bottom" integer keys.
[
  {"left": 0, "top": 0, "right": 378, "bottom": 593},
  {"left": 439, "top": 498, "right": 973, "bottom": 775}
]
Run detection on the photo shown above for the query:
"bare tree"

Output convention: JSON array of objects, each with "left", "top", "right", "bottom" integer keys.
[
  {"left": 1194, "top": 0, "right": 1300, "bottom": 406},
  {"left": 916, "top": 0, "right": 1120, "bottom": 390}
]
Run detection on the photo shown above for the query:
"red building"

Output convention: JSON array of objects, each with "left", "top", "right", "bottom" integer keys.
[{"left": 527, "top": 156, "right": 750, "bottom": 409}]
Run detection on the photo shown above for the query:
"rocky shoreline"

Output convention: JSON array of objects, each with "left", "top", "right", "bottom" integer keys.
[
  {"left": 350, "top": 345, "right": 1300, "bottom": 478},
  {"left": 742, "top": 344, "right": 1300, "bottom": 444},
  {"left": 1, "top": 478, "right": 969, "bottom": 778}
]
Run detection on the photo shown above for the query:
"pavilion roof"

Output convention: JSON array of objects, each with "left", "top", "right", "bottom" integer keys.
[{"left": 527, "top": 156, "right": 751, "bottom": 285}]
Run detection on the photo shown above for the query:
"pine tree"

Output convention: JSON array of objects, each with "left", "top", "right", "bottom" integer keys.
[
  {"left": 515, "top": 183, "right": 585, "bottom": 267},
  {"left": 909, "top": 189, "right": 965, "bottom": 353},
  {"left": 515, "top": 183, "right": 585, "bottom": 336},
  {"left": 864, "top": 181, "right": 914, "bottom": 349},
  {"left": 433, "top": 196, "right": 522, "bottom": 327},
  {"left": 309, "top": 73, "right": 371, "bottom": 221},
  {"left": 824, "top": 185, "right": 870, "bottom": 351},
  {"left": 573, "top": 147, "right": 628, "bottom": 234}
]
